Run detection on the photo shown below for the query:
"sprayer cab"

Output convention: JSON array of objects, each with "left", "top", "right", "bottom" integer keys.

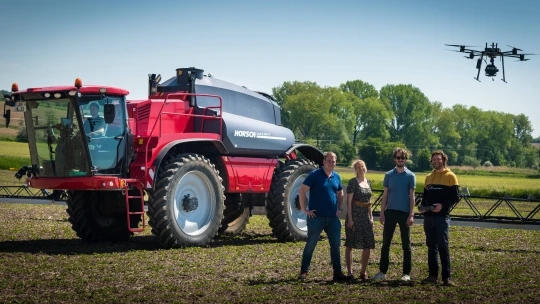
[{"left": 5, "top": 80, "right": 132, "bottom": 185}]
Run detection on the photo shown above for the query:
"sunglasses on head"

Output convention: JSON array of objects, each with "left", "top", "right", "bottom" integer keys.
[{"left": 395, "top": 156, "right": 407, "bottom": 160}]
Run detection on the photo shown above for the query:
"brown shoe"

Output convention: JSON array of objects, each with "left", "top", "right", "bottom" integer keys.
[
  {"left": 359, "top": 273, "right": 369, "bottom": 281},
  {"left": 421, "top": 276, "right": 438, "bottom": 284},
  {"left": 443, "top": 278, "right": 456, "bottom": 286},
  {"left": 298, "top": 272, "right": 308, "bottom": 281}
]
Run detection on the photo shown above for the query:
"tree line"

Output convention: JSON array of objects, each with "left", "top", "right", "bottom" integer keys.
[
  {"left": 0, "top": 90, "right": 9, "bottom": 100},
  {"left": 2, "top": 85, "right": 539, "bottom": 171},
  {"left": 272, "top": 81, "right": 540, "bottom": 171}
]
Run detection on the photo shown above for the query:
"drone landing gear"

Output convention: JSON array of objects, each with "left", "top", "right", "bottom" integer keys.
[
  {"left": 475, "top": 54, "right": 483, "bottom": 82},
  {"left": 501, "top": 54, "right": 507, "bottom": 83}
]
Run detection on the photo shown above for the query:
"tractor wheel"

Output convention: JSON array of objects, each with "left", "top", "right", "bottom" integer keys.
[
  {"left": 266, "top": 159, "right": 317, "bottom": 242},
  {"left": 148, "top": 153, "right": 225, "bottom": 247},
  {"left": 66, "top": 190, "right": 139, "bottom": 242},
  {"left": 218, "top": 193, "right": 252, "bottom": 235}
]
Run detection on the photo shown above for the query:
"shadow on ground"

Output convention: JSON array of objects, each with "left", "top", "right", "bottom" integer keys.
[
  {"left": 0, "top": 231, "right": 288, "bottom": 255},
  {"left": 247, "top": 277, "right": 418, "bottom": 288}
]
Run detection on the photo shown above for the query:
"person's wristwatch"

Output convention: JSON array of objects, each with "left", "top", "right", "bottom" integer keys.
[{"left": 338, "top": 207, "right": 343, "bottom": 211}]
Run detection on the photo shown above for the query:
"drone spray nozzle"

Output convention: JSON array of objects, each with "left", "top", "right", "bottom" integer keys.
[{"left": 13, "top": 165, "right": 31, "bottom": 180}]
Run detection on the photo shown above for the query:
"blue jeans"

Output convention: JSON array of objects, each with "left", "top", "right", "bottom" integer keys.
[
  {"left": 424, "top": 215, "right": 451, "bottom": 280},
  {"left": 300, "top": 216, "right": 342, "bottom": 273}
]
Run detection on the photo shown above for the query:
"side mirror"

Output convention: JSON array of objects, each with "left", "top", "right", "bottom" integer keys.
[{"left": 104, "top": 104, "right": 115, "bottom": 124}]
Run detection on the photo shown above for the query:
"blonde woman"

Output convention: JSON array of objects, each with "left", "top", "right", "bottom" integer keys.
[{"left": 345, "top": 160, "right": 375, "bottom": 281}]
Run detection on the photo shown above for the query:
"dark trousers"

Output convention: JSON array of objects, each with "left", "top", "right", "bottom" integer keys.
[
  {"left": 424, "top": 215, "right": 451, "bottom": 280},
  {"left": 379, "top": 209, "right": 412, "bottom": 275}
]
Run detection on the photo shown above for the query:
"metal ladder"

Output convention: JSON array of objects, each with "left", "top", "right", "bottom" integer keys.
[{"left": 123, "top": 179, "right": 146, "bottom": 233}]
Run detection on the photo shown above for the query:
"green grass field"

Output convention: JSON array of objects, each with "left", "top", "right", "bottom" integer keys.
[
  {"left": 0, "top": 204, "right": 538, "bottom": 303},
  {"left": 336, "top": 167, "right": 540, "bottom": 199},
  {"left": 0, "top": 141, "right": 31, "bottom": 170},
  {"left": 0, "top": 140, "right": 59, "bottom": 170},
  {"left": 338, "top": 170, "right": 540, "bottom": 191},
  {"left": 0, "top": 141, "right": 30, "bottom": 157}
]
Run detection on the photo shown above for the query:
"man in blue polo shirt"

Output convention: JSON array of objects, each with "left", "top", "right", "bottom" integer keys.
[
  {"left": 297, "top": 152, "right": 351, "bottom": 282},
  {"left": 372, "top": 147, "right": 416, "bottom": 282}
]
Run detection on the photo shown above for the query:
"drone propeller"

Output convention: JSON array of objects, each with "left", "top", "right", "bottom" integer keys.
[
  {"left": 445, "top": 44, "right": 480, "bottom": 48},
  {"left": 507, "top": 45, "right": 522, "bottom": 51}
]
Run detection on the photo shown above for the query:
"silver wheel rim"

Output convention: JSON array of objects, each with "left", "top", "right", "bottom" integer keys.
[
  {"left": 288, "top": 173, "right": 309, "bottom": 232},
  {"left": 173, "top": 171, "right": 216, "bottom": 236}
]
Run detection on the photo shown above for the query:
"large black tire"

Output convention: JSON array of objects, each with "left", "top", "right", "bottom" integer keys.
[
  {"left": 147, "top": 153, "right": 225, "bottom": 247},
  {"left": 66, "top": 190, "right": 140, "bottom": 242},
  {"left": 218, "top": 193, "right": 252, "bottom": 235},
  {"left": 266, "top": 159, "right": 317, "bottom": 242}
]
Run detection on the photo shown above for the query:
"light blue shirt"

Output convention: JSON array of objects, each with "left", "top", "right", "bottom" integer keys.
[{"left": 383, "top": 167, "right": 416, "bottom": 213}]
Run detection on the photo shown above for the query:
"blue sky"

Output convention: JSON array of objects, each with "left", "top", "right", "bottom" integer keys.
[{"left": 2, "top": 0, "right": 539, "bottom": 137}]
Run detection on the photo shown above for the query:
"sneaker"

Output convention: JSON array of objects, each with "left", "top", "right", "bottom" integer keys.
[
  {"left": 372, "top": 272, "right": 386, "bottom": 281},
  {"left": 400, "top": 274, "right": 411, "bottom": 282},
  {"left": 443, "top": 278, "right": 456, "bottom": 286},
  {"left": 298, "top": 272, "right": 307, "bottom": 281},
  {"left": 421, "top": 276, "right": 438, "bottom": 284},
  {"left": 333, "top": 272, "right": 353, "bottom": 282}
]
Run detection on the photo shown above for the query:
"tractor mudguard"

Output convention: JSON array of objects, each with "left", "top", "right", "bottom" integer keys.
[
  {"left": 282, "top": 143, "right": 324, "bottom": 167},
  {"left": 150, "top": 138, "right": 228, "bottom": 189}
]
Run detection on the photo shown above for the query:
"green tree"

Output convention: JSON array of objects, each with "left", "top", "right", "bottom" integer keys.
[
  {"left": 414, "top": 147, "right": 432, "bottom": 172},
  {"left": 283, "top": 87, "right": 337, "bottom": 145},
  {"left": 380, "top": 84, "right": 436, "bottom": 148},
  {"left": 446, "top": 150, "right": 458, "bottom": 166},
  {"left": 351, "top": 97, "right": 391, "bottom": 145},
  {"left": 452, "top": 105, "right": 483, "bottom": 163},
  {"left": 0, "top": 90, "right": 9, "bottom": 101},
  {"left": 476, "top": 111, "right": 513, "bottom": 165},
  {"left": 340, "top": 141, "right": 357, "bottom": 166},
  {"left": 340, "top": 80, "right": 378, "bottom": 100},
  {"left": 327, "top": 88, "right": 355, "bottom": 143},
  {"left": 319, "top": 142, "right": 342, "bottom": 162},
  {"left": 357, "top": 138, "right": 407, "bottom": 171},
  {"left": 272, "top": 81, "right": 320, "bottom": 128},
  {"left": 462, "top": 156, "right": 481, "bottom": 169},
  {"left": 339, "top": 80, "right": 381, "bottom": 145},
  {"left": 432, "top": 103, "right": 461, "bottom": 149},
  {"left": 459, "top": 143, "right": 479, "bottom": 165},
  {"left": 512, "top": 114, "right": 533, "bottom": 146}
]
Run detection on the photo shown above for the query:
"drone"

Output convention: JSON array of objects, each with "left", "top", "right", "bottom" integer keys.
[{"left": 445, "top": 43, "right": 536, "bottom": 82}]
